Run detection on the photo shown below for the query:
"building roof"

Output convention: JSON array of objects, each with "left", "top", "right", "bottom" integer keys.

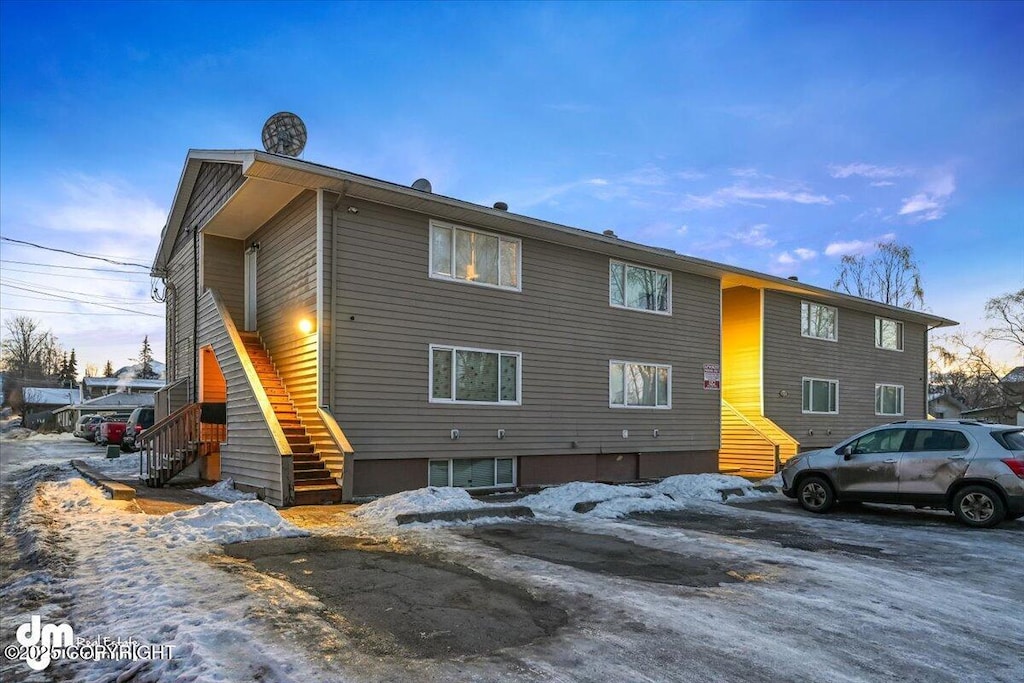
[
  {"left": 82, "top": 377, "right": 166, "bottom": 391},
  {"left": 53, "top": 392, "right": 155, "bottom": 414},
  {"left": 1001, "top": 366, "right": 1024, "bottom": 384},
  {"left": 153, "top": 149, "right": 958, "bottom": 330},
  {"left": 21, "top": 387, "right": 78, "bottom": 406}
]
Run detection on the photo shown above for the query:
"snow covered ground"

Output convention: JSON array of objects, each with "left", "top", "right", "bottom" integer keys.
[{"left": 2, "top": 432, "right": 1022, "bottom": 682}]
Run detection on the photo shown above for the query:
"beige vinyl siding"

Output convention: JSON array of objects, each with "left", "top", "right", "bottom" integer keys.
[
  {"left": 762, "top": 290, "right": 927, "bottom": 449},
  {"left": 164, "top": 162, "right": 245, "bottom": 394},
  {"left": 247, "top": 192, "right": 319, "bottom": 420},
  {"left": 201, "top": 235, "right": 244, "bottom": 326},
  {"left": 197, "top": 291, "right": 288, "bottom": 506},
  {"left": 327, "top": 199, "right": 721, "bottom": 461}
]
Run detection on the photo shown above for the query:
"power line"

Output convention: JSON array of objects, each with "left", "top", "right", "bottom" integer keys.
[
  {"left": 0, "top": 307, "right": 155, "bottom": 317},
  {"left": 0, "top": 277, "right": 161, "bottom": 304},
  {"left": 1, "top": 259, "right": 151, "bottom": 275},
  {"left": 0, "top": 266, "right": 150, "bottom": 283},
  {"left": 1, "top": 282, "right": 162, "bottom": 317},
  {"left": 0, "top": 236, "right": 151, "bottom": 269}
]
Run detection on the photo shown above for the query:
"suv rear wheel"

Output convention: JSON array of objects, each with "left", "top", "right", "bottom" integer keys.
[
  {"left": 798, "top": 475, "right": 835, "bottom": 514},
  {"left": 952, "top": 485, "right": 1006, "bottom": 528}
]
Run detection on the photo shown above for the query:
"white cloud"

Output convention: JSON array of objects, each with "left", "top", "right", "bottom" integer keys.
[
  {"left": 729, "top": 167, "right": 763, "bottom": 179},
  {"left": 776, "top": 248, "right": 817, "bottom": 265},
  {"left": 731, "top": 224, "right": 775, "bottom": 248},
  {"left": 828, "top": 163, "right": 911, "bottom": 180},
  {"left": 676, "top": 224, "right": 689, "bottom": 236},
  {"left": 824, "top": 232, "right": 897, "bottom": 257},
  {"left": 41, "top": 175, "right": 166, "bottom": 237},
  {"left": 898, "top": 172, "right": 955, "bottom": 222},
  {"left": 679, "top": 184, "right": 832, "bottom": 210},
  {"left": 869, "top": 181, "right": 896, "bottom": 187}
]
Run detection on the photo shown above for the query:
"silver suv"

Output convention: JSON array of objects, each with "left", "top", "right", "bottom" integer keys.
[{"left": 781, "top": 420, "right": 1024, "bottom": 527}]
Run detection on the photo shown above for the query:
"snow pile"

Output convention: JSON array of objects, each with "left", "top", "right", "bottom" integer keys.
[
  {"left": 352, "top": 486, "right": 488, "bottom": 524},
  {"left": 79, "top": 451, "right": 142, "bottom": 478},
  {"left": 149, "top": 500, "right": 307, "bottom": 545},
  {"left": 653, "top": 473, "right": 769, "bottom": 501},
  {"left": 519, "top": 481, "right": 650, "bottom": 514},
  {"left": 193, "top": 478, "right": 258, "bottom": 502},
  {"left": 28, "top": 431, "right": 78, "bottom": 442},
  {"left": 0, "top": 427, "right": 34, "bottom": 440}
]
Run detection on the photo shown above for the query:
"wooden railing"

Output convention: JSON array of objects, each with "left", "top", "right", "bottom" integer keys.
[{"left": 139, "top": 402, "right": 226, "bottom": 487}]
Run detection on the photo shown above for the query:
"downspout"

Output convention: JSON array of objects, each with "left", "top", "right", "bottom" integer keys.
[
  {"left": 329, "top": 183, "right": 348, "bottom": 411},
  {"left": 193, "top": 230, "right": 199, "bottom": 403}
]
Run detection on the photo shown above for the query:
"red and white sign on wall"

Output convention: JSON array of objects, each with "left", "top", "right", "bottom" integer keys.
[{"left": 703, "top": 363, "right": 721, "bottom": 390}]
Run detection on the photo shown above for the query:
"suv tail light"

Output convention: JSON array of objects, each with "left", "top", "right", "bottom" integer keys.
[
  {"left": 135, "top": 425, "right": 143, "bottom": 433},
  {"left": 1002, "top": 458, "right": 1024, "bottom": 479}
]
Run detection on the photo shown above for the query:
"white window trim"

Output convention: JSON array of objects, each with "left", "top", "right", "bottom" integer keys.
[
  {"left": 428, "top": 344, "right": 523, "bottom": 406},
  {"left": 428, "top": 457, "right": 517, "bottom": 490},
  {"left": 875, "top": 383, "right": 905, "bottom": 416},
  {"left": 609, "top": 259, "right": 673, "bottom": 316},
  {"left": 801, "top": 376, "right": 840, "bottom": 414},
  {"left": 428, "top": 219, "right": 522, "bottom": 292},
  {"left": 608, "top": 359, "right": 673, "bottom": 410},
  {"left": 800, "top": 301, "right": 838, "bottom": 342},
  {"left": 875, "top": 317, "right": 905, "bottom": 352}
]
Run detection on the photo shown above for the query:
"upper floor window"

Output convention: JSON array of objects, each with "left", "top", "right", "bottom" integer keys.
[
  {"left": 430, "top": 220, "right": 521, "bottom": 291},
  {"left": 610, "top": 360, "right": 671, "bottom": 408},
  {"left": 801, "top": 301, "right": 837, "bottom": 341},
  {"left": 610, "top": 261, "right": 671, "bottom": 315},
  {"left": 875, "top": 383, "right": 904, "bottom": 416},
  {"left": 875, "top": 317, "right": 904, "bottom": 351},
  {"left": 430, "top": 345, "right": 521, "bottom": 405},
  {"left": 802, "top": 377, "right": 838, "bottom": 414}
]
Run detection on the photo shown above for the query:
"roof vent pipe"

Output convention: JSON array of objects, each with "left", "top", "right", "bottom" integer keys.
[
  {"left": 788, "top": 275, "right": 799, "bottom": 281},
  {"left": 411, "top": 178, "right": 432, "bottom": 192},
  {"left": 603, "top": 229, "right": 617, "bottom": 238},
  {"left": 493, "top": 201, "right": 508, "bottom": 211}
]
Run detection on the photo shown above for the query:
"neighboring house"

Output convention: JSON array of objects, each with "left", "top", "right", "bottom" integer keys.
[
  {"left": 959, "top": 366, "right": 1024, "bottom": 426},
  {"left": 17, "top": 387, "right": 78, "bottom": 429},
  {"left": 927, "top": 391, "right": 969, "bottom": 420},
  {"left": 149, "top": 149, "right": 956, "bottom": 506},
  {"left": 53, "top": 392, "right": 155, "bottom": 430},
  {"left": 81, "top": 376, "right": 165, "bottom": 400}
]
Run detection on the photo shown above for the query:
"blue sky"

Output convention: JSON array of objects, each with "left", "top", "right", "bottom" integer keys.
[{"left": 1, "top": 1, "right": 1022, "bottom": 372}]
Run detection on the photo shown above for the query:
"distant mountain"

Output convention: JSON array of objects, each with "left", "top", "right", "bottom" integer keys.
[{"left": 114, "top": 361, "right": 166, "bottom": 380}]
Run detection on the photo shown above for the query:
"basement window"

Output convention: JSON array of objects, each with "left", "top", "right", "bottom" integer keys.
[{"left": 429, "top": 458, "right": 515, "bottom": 489}]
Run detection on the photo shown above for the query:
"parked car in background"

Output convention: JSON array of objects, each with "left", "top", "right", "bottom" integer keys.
[
  {"left": 781, "top": 420, "right": 1024, "bottom": 528},
  {"left": 82, "top": 415, "right": 106, "bottom": 442},
  {"left": 94, "top": 414, "right": 132, "bottom": 447},
  {"left": 120, "top": 407, "right": 156, "bottom": 452},
  {"left": 72, "top": 414, "right": 98, "bottom": 438}
]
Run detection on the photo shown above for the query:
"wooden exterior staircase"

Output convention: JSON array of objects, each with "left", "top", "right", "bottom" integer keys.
[
  {"left": 239, "top": 332, "right": 343, "bottom": 505},
  {"left": 720, "top": 400, "right": 800, "bottom": 477},
  {"left": 140, "top": 402, "right": 225, "bottom": 487}
]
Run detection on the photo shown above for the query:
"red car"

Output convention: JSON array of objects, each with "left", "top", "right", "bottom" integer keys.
[{"left": 96, "top": 416, "right": 130, "bottom": 447}]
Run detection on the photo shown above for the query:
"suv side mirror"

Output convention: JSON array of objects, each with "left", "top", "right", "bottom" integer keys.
[{"left": 842, "top": 445, "right": 854, "bottom": 460}]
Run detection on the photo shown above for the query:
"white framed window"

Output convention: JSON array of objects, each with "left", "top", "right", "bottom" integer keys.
[
  {"left": 428, "top": 457, "right": 515, "bottom": 489},
  {"left": 609, "top": 360, "right": 671, "bottom": 409},
  {"left": 875, "top": 383, "right": 904, "bottom": 416},
  {"left": 802, "top": 377, "right": 839, "bottom": 414},
  {"left": 429, "top": 345, "right": 521, "bottom": 405},
  {"left": 609, "top": 260, "right": 671, "bottom": 315},
  {"left": 429, "top": 220, "right": 521, "bottom": 291},
  {"left": 875, "top": 317, "right": 904, "bottom": 351},
  {"left": 801, "top": 301, "right": 837, "bottom": 341}
]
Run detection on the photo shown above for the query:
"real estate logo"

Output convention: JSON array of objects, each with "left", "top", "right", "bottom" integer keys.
[{"left": 5, "top": 615, "right": 176, "bottom": 672}]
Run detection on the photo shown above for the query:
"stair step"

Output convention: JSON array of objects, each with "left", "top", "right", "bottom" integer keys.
[
  {"left": 294, "top": 469, "right": 333, "bottom": 482},
  {"left": 292, "top": 452, "right": 321, "bottom": 462},
  {"left": 290, "top": 443, "right": 315, "bottom": 454},
  {"left": 293, "top": 460, "right": 326, "bottom": 471},
  {"left": 293, "top": 483, "right": 343, "bottom": 506}
]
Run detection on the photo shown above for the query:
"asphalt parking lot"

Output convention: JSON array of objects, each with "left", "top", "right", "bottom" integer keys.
[{"left": 222, "top": 498, "right": 1023, "bottom": 682}]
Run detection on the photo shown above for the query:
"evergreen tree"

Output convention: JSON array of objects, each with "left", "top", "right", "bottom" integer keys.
[
  {"left": 136, "top": 336, "right": 158, "bottom": 379},
  {"left": 67, "top": 349, "right": 78, "bottom": 384},
  {"left": 103, "top": 360, "right": 115, "bottom": 378}
]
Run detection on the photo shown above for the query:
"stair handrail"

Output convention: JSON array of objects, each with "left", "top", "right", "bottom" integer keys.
[
  {"left": 316, "top": 406, "right": 354, "bottom": 455},
  {"left": 138, "top": 402, "right": 202, "bottom": 482},
  {"left": 722, "top": 399, "right": 793, "bottom": 448}
]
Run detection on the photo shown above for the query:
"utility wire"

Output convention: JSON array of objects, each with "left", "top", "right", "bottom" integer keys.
[
  {"left": 1, "top": 282, "right": 162, "bottom": 317},
  {"left": 0, "top": 307, "right": 152, "bottom": 317},
  {"left": 0, "top": 266, "right": 150, "bottom": 283},
  {"left": 0, "top": 277, "right": 161, "bottom": 305},
  {"left": 0, "top": 236, "right": 151, "bottom": 269},
  {"left": 0, "top": 259, "right": 151, "bottom": 275}
]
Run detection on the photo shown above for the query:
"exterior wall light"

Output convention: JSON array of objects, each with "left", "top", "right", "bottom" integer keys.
[{"left": 298, "top": 318, "right": 314, "bottom": 334}]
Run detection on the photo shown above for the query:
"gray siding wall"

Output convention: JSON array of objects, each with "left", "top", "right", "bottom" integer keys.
[
  {"left": 164, "top": 162, "right": 245, "bottom": 395},
  {"left": 202, "top": 235, "right": 245, "bottom": 326},
  {"left": 327, "top": 198, "right": 722, "bottom": 462},
  {"left": 248, "top": 192, "right": 319, "bottom": 416},
  {"left": 197, "top": 291, "right": 287, "bottom": 506},
  {"left": 762, "top": 290, "right": 927, "bottom": 449}
]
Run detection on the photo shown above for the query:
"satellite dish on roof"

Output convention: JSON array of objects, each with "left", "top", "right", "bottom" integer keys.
[
  {"left": 411, "top": 178, "right": 432, "bottom": 192},
  {"left": 261, "top": 112, "right": 307, "bottom": 157}
]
